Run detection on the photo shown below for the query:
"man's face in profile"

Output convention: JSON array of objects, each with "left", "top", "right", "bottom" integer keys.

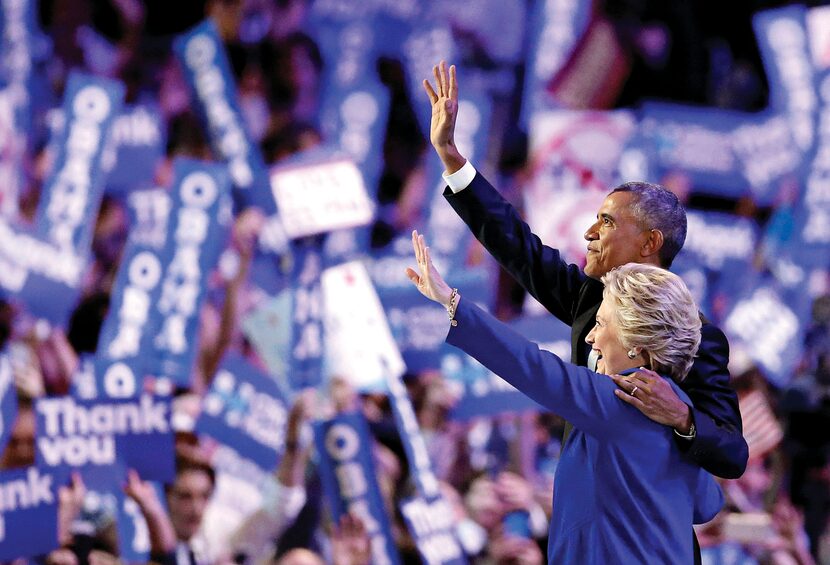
[{"left": 583, "top": 191, "right": 651, "bottom": 279}]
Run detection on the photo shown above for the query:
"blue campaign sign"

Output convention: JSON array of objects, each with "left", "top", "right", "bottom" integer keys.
[
  {"left": 34, "top": 72, "right": 125, "bottom": 252},
  {"left": 721, "top": 276, "right": 805, "bottom": 387},
  {"left": 445, "top": 314, "right": 567, "bottom": 420},
  {"left": 401, "top": 22, "right": 457, "bottom": 136},
  {"left": 400, "top": 495, "right": 467, "bottom": 565},
  {"left": 753, "top": 5, "right": 819, "bottom": 154},
  {"left": 173, "top": 20, "right": 272, "bottom": 211},
  {"left": 319, "top": 72, "right": 389, "bottom": 198},
  {"left": 196, "top": 353, "right": 289, "bottom": 471},
  {"left": 730, "top": 112, "right": 804, "bottom": 205},
  {"left": 520, "top": 0, "right": 592, "bottom": 128},
  {"left": 95, "top": 240, "right": 168, "bottom": 397},
  {"left": 670, "top": 250, "right": 715, "bottom": 321},
  {"left": 289, "top": 239, "right": 325, "bottom": 390},
  {"left": 146, "top": 159, "right": 232, "bottom": 387},
  {"left": 682, "top": 210, "right": 759, "bottom": 274},
  {"left": 787, "top": 72, "right": 830, "bottom": 269},
  {"left": 0, "top": 218, "right": 87, "bottom": 327},
  {"left": 387, "top": 371, "right": 440, "bottom": 499},
  {"left": 35, "top": 395, "right": 175, "bottom": 483},
  {"left": 0, "top": 352, "right": 16, "bottom": 454},
  {"left": 104, "top": 104, "right": 167, "bottom": 195},
  {"left": 0, "top": 0, "right": 39, "bottom": 138},
  {"left": 0, "top": 466, "right": 60, "bottom": 561},
  {"left": 315, "top": 412, "right": 401, "bottom": 565},
  {"left": 635, "top": 103, "right": 748, "bottom": 199}
]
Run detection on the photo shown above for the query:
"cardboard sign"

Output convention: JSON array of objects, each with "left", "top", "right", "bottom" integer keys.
[
  {"left": 35, "top": 395, "right": 175, "bottom": 482},
  {"left": 315, "top": 413, "right": 401, "bottom": 565},
  {"left": 321, "top": 261, "right": 405, "bottom": 391},
  {"left": 270, "top": 158, "right": 374, "bottom": 239},
  {"left": 0, "top": 466, "right": 60, "bottom": 561},
  {"left": 197, "top": 354, "right": 289, "bottom": 471}
]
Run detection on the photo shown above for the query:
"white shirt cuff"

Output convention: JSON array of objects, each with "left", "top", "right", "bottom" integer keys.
[{"left": 443, "top": 160, "right": 477, "bottom": 193}]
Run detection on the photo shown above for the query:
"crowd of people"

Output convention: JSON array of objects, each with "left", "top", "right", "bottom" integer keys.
[{"left": 1, "top": 0, "right": 829, "bottom": 564}]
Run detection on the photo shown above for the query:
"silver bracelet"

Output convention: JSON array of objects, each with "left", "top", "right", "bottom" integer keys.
[{"left": 447, "top": 288, "right": 459, "bottom": 327}]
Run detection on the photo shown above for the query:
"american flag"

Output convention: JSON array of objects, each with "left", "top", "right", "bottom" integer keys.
[{"left": 739, "top": 389, "right": 784, "bottom": 460}]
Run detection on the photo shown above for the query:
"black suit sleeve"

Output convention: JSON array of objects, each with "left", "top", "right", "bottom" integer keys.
[
  {"left": 444, "top": 173, "right": 588, "bottom": 325},
  {"left": 679, "top": 323, "right": 748, "bottom": 479}
]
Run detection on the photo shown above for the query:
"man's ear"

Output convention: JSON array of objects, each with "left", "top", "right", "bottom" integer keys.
[{"left": 642, "top": 229, "right": 664, "bottom": 261}]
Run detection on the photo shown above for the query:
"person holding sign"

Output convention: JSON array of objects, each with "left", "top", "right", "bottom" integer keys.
[{"left": 406, "top": 232, "right": 723, "bottom": 563}]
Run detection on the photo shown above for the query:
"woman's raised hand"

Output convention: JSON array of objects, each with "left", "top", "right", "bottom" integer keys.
[{"left": 405, "top": 230, "right": 454, "bottom": 307}]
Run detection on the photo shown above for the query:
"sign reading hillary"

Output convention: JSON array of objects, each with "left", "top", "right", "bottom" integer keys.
[
  {"left": 730, "top": 113, "right": 802, "bottom": 203},
  {"left": 723, "top": 282, "right": 802, "bottom": 387},
  {"left": 400, "top": 495, "right": 466, "bottom": 565},
  {"left": 754, "top": 5, "right": 818, "bottom": 154},
  {"left": 196, "top": 353, "right": 289, "bottom": 471},
  {"left": 174, "top": 20, "right": 271, "bottom": 209},
  {"left": 34, "top": 72, "right": 124, "bottom": 252},
  {"left": 322, "top": 261, "right": 406, "bottom": 392},
  {"left": 35, "top": 395, "right": 175, "bottom": 482},
  {"left": 0, "top": 466, "right": 59, "bottom": 561},
  {"left": 270, "top": 157, "right": 374, "bottom": 239},
  {"left": 147, "top": 160, "right": 231, "bottom": 386},
  {"left": 682, "top": 211, "right": 758, "bottom": 273},
  {"left": 0, "top": 219, "right": 85, "bottom": 324},
  {"left": 315, "top": 412, "right": 401, "bottom": 565}
]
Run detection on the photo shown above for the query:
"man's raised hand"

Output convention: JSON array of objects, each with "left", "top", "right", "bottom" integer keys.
[{"left": 423, "top": 61, "right": 466, "bottom": 174}]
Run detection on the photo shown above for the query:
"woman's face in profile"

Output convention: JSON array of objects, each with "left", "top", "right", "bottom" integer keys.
[{"left": 585, "top": 299, "right": 629, "bottom": 375}]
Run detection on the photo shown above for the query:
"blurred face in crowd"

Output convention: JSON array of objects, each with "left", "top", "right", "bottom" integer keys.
[
  {"left": 585, "top": 299, "right": 635, "bottom": 375},
  {"left": 0, "top": 406, "right": 36, "bottom": 469},
  {"left": 465, "top": 477, "right": 503, "bottom": 531},
  {"left": 167, "top": 469, "right": 214, "bottom": 541},
  {"left": 277, "top": 549, "right": 325, "bottom": 565},
  {"left": 583, "top": 192, "right": 651, "bottom": 279}
]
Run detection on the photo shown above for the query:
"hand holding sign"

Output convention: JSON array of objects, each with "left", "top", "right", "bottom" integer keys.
[
  {"left": 123, "top": 469, "right": 177, "bottom": 555},
  {"left": 332, "top": 513, "right": 371, "bottom": 565},
  {"left": 422, "top": 61, "right": 466, "bottom": 174},
  {"left": 57, "top": 472, "right": 86, "bottom": 547}
]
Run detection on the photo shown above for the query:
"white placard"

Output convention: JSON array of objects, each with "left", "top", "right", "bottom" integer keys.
[
  {"left": 808, "top": 6, "right": 830, "bottom": 70},
  {"left": 322, "top": 261, "right": 406, "bottom": 391},
  {"left": 270, "top": 159, "right": 374, "bottom": 238}
]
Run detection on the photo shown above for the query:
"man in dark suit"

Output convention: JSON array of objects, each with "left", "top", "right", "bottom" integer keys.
[{"left": 422, "top": 61, "right": 747, "bottom": 481}]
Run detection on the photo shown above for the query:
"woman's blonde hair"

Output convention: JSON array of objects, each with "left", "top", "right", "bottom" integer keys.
[{"left": 601, "top": 263, "right": 701, "bottom": 382}]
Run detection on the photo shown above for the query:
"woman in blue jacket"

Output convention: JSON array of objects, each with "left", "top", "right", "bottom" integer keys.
[{"left": 406, "top": 230, "right": 723, "bottom": 564}]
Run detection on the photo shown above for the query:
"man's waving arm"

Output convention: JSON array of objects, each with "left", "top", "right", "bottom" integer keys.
[{"left": 423, "top": 62, "right": 589, "bottom": 325}]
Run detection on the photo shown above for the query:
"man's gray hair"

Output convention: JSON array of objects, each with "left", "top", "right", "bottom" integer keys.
[
  {"left": 610, "top": 182, "right": 687, "bottom": 268},
  {"left": 602, "top": 263, "right": 701, "bottom": 382}
]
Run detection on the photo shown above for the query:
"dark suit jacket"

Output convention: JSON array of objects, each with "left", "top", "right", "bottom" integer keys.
[{"left": 445, "top": 172, "right": 748, "bottom": 479}]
